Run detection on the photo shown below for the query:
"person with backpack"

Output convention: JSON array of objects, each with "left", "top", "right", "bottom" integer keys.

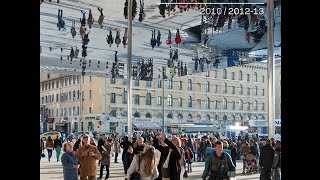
[
  {"left": 97, "top": 7, "right": 104, "bottom": 29},
  {"left": 123, "top": 28, "right": 128, "bottom": 48},
  {"left": 166, "top": 30, "right": 172, "bottom": 47},
  {"left": 70, "top": 20, "right": 77, "bottom": 38},
  {"left": 106, "top": 30, "right": 114, "bottom": 47},
  {"left": 87, "top": 9, "right": 94, "bottom": 29},
  {"left": 175, "top": 29, "right": 182, "bottom": 46},
  {"left": 150, "top": 30, "right": 157, "bottom": 49},
  {"left": 202, "top": 140, "right": 236, "bottom": 180},
  {"left": 57, "top": 9, "right": 66, "bottom": 30},
  {"left": 115, "top": 31, "right": 121, "bottom": 47},
  {"left": 80, "top": 10, "right": 86, "bottom": 27}
]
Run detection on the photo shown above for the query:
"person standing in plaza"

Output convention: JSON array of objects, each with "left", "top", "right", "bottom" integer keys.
[
  {"left": 272, "top": 140, "right": 281, "bottom": 180},
  {"left": 46, "top": 136, "right": 54, "bottom": 162},
  {"left": 120, "top": 136, "right": 132, "bottom": 173},
  {"left": 113, "top": 138, "right": 121, "bottom": 163},
  {"left": 259, "top": 139, "right": 275, "bottom": 180},
  {"left": 77, "top": 135, "right": 102, "bottom": 180},
  {"left": 61, "top": 142, "right": 80, "bottom": 180},
  {"left": 98, "top": 138, "right": 113, "bottom": 180},
  {"left": 54, "top": 136, "right": 63, "bottom": 162},
  {"left": 124, "top": 145, "right": 134, "bottom": 178},
  {"left": 133, "top": 137, "right": 146, "bottom": 155}
]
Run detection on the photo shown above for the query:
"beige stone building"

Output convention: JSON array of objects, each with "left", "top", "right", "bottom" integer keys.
[{"left": 40, "top": 63, "right": 268, "bottom": 134}]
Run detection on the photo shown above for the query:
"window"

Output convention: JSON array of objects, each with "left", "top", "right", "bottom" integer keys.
[
  {"left": 41, "top": 97, "right": 44, "bottom": 104},
  {"left": 187, "top": 96, "right": 192, "bottom": 107},
  {"left": 215, "top": 115, "right": 219, "bottom": 120},
  {"left": 205, "top": 81, "right": 210, "bottom": 92},
  {"left": 223, "top": 83, "right": 227, "bottom": 93},
  {"left": 214, "top": 70, "right": 218, "bottom": 78},
  {"left": 89, "top": 90, "right": 92, "bottom": 100},
  {"left": 178, "top": 98, "right": 182, "bottom": 107},
  {"left": 73, "top": 107, "right": 76, "bottom": 116},
  {"left": 215, "top": 100, "right": 218, "bottom": 109},
  {"left": 49, "top": 95, "right": 51, "bottom": 103},
  {"left": 146, "top": 93, "right": 152, "bottom": 105},
  {"left": 69, "top": 107, "right": 72, "bottom": 116},
  {"left": 61, "top": 79, "right": 64, "bottom": 87},
  {"left": 167, "top": 94, "right": 173, "bottom": 106},
  {"left": 45, "top": 83, "right": 48, "bottom": 90},
  {"left": 247, "top": 74, "right": 250, "bottom": 82},
  {"left": 45, "top": 96, "right": 48, "bottom": 103},
  {"left": 73, "top": 91, "right": 76, "bottom": 100},
  {"left": 239, "top": 71, "right": 243, "bottom": 80},
  {"left": 205, "top": 70, "right": 210, "bottom": 77},
  {"left": 56, "top": 80, "right": 59, "bottom": 88},
  {"left": 41, "top": 83, "right": 44, "bottom": 91},
  {"left": 247, "top": 102, "right": 250, "bottom": 110},
  {"left": 223, "top": 98, "right": 227, "bottom": 109},
  {"left": 56, "top": 94, "right": 59, "bottom": 102},
  {"left": 146, "top": 81, "right": 152, "bottom": 87},
  {"left": 168, "top": 79, "right": 172, "bottom": 89},
  {"left": 64, "top": 108, "right": 67, "bottom": 116},
  {"left": 262, "top": 89, "right": 265, "bottom": 96},
  {"left": 122, "top": 79, "right": 127, "bottom": 85},
  {"left": 111, "top": 78, "right": 116, "bottom": 84},
  {"left": 178, "top": 81, "right": 182, "bottom": 90},
  {"left": 206, "top": 98, "right": 210, "bottom": 109},
  {"left": 123, "top": 90, "right": 127, "bottom": 104},
  {"left": 215, "top": 85, "right": 218, "bottom": 93},
  {"left": 254, "top": 72, "right": 257, "bottom": 82},
  {"left": 77, "top": 76, "right": 80, "bottom": 84},
  {"left": 81, "top": 122, "right": 84, "bottom": 131},
  {"left": 89, "top": 76, "right": 92, "bottom": 83},
  {"left": 77, "top": 90, "right": 80, "bottom": 99},
  {"left": 247, "top": 88, "right": 250, "bottom": 95},
  {"left": 231, "top": 72, "right": 235, "bottom": 80},
  {"left": 135, "top": 95, "right": 140, "bottom": 105},
  {"left": 89, "top": 107, "right": 92, "bottom": 114},
  {"left": 223, "top": 69, "right": 227, "bottom": 79},
  {"left": 239, "top": 99, "right": 243, "bottom": 110},
  {"left": 262, "top": 103, "right": 265, "bottom": 110},
  {"left": 69, "top": 91, "right": 72, "bottom": 101},
  {"left": 65, "top": 78, "right": 68, "bottom": 86},
  {"left": 262, "top": 75, "right": 265, "bottom": 83},
  {"left": 254, "top": 100, "right": 258, "bottom": 110},
  {"left": 52, "top": 81, "right": 55, "bottom": 89},
  {"left": 157, "top": 96, "right": 162, "bottom": 105},
  {"left": 239, "top": 84, "right": 243, "bottom": 95},
  {"left": 48, "top": 81, "right": 51, "bottom": 89},
  {"left": 135, "top": 80, "right": 139, "bottom": 86},
  {"left": 73, "top": 76, "right": 76, "bottom": 84},
  {"left": 48, "top": 109, "right": 51, "bottom": 117},
  {"left": 52, "top": 95, "right": 54, "bottom": 103},
  {"left": 232, "top": 101, "right": 235, "bottom": 110},
  {"left": 133, "top": 112, "right": 141, "bottom": 118},
  {"left": 187, "top": 79, "right": 192, "bottom": 90},
  {"left": 110, "top": 93, "right": 116, "bottom": 103},
  {"left": 146, "top": 112, "right": 152, "bottom": 118},
  {"left": 56, "top": 109, "right": 59, "bottom": 117},
  {"left": 157, "top": 80, "right": 162, "bottom": 88},
  {"left": 68, "top": 77, "right": 71, "bottom": 85},
  {"left": 77, "top": 106, "right": 80, "bottom": 115},
  {"left": 232, "top": 86, "right": 235, "bottom": 94},
  {"left": 254, "top": 86, "right": 258, "bottom": 96}
]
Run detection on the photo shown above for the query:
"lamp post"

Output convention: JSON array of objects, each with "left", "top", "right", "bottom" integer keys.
[{"left": 127, "top": 0, "right": 133, "bottom": 142}]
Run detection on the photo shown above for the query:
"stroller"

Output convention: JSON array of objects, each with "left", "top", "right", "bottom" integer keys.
[{"left": 245, "top": 154, "right": 258, "bottom": 174}]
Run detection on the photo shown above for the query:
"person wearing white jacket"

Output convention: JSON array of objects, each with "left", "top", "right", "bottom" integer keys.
[{"left": 127, "top": 145, "right": 159, "bottom": 180}]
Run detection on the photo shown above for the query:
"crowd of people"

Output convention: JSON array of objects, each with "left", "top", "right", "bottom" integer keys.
[{"left": 40, "top": 132, "right": 281, "bottom": 180}]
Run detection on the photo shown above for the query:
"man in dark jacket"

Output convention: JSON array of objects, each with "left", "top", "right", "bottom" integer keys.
[
  {"left": 120, "top": 136, "right": 132, "bottom": 174},
  {"left": 272, "top": 140, "right": 281, "bottom": 180},
  {"left": 133, "top": 136, "right": 146, "bottom": 154},
  {"left": 153, "top": 133, "right": 181, "bottom": 180},
  {"left": 259, "top": 139, "right": 274, "bottom": 180}
]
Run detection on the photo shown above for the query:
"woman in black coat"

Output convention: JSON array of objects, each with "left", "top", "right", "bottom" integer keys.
[{"left": 230, "top": 142, "right": 238, "bottom": 167}]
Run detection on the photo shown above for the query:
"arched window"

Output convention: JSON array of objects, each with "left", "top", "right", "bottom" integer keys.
[
  {"left": 223, "top": 98, "right": 227, "bottom": 109},
  {"left": 239, "top": 70, "right": 243, "bottom": 80},
  {"left": 254, "top": 100, "right": 258, "bottom": 110},
  {"left": 88, "top": 122, "right": 94, "bottom": 132},
  {"left": 206, "top": 114, "right": 210, "bottom": 121},
  {"left": 223, "top": 83, "right": 227, "bottom": 93},
  {"left": 178, "top": 98, "right": 182, "bottom": 107},
  {"left": 133, "top": 112, "right": 140, "bottom": 118},
  {"left": 254, "top": 72, "right": 258, "bottom": 82},
  {"left": 215, "top": 100, "right": 218, "bottom": 109},
  {"left": 187, "top": 96, "right": 192, "bottom": 107},
  {"left": 167, "top": 113, "right": 173, "bottom": 119},
  {"left": 187, "top": 79, "right": 192, "bottom": 90},
  {"left": 247, "top": 74, "right": 250, "bottom": 82},
  {"left": 206, "top": 97, "right": 210, "bottom": 109},
  {"left": 232, "top": 101, "right": 235, "bottom": 110},
  {"left": 239, "top": 99, "right": 243, "bottom": 110},
  {"left": 223, "top": 69, "right": 227, "bottom": 79},
  {"left": 231, "top": 72, "right": 235, "bottom": 80},
  {"left": 146, "top": 112, "right": 152, "bottom": 118},
  {"left": 167, "top": 94, "right": 173, "bottom": 106},
  {"left": 205, "top": 81, "right": 210, "bottom": 92},
  {"left": 146, "top": 93, "right": 152, "bottom": 105},
  {"left": 239, "top": 84, "right": 243, "bottom": 95},
  {"left": 247, "top": 102, "right": 250, "bottom": 110},
  {"left": 223, "top": 115, "right": 228, "bottom": 121}
]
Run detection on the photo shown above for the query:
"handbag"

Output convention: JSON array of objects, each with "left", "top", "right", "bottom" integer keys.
[{"left": 130, "top": 156, "right": 141, "bottom": 180}]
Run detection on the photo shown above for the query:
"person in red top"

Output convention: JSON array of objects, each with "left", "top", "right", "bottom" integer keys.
[
  {"left": 175, "top": 29, "right": 182, "bottom": 46},
  {"left": 185, "top": 147, "right": 194, "bottom": 173}
]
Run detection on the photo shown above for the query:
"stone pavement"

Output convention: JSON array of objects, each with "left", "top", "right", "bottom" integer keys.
[{"left": 40, "top": 151, "right": 260, "bottom": 180}]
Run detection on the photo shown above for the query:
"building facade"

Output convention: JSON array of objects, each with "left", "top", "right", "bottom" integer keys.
[{"left": 40, "top": 63, "right": 268, "bottom": 134}]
